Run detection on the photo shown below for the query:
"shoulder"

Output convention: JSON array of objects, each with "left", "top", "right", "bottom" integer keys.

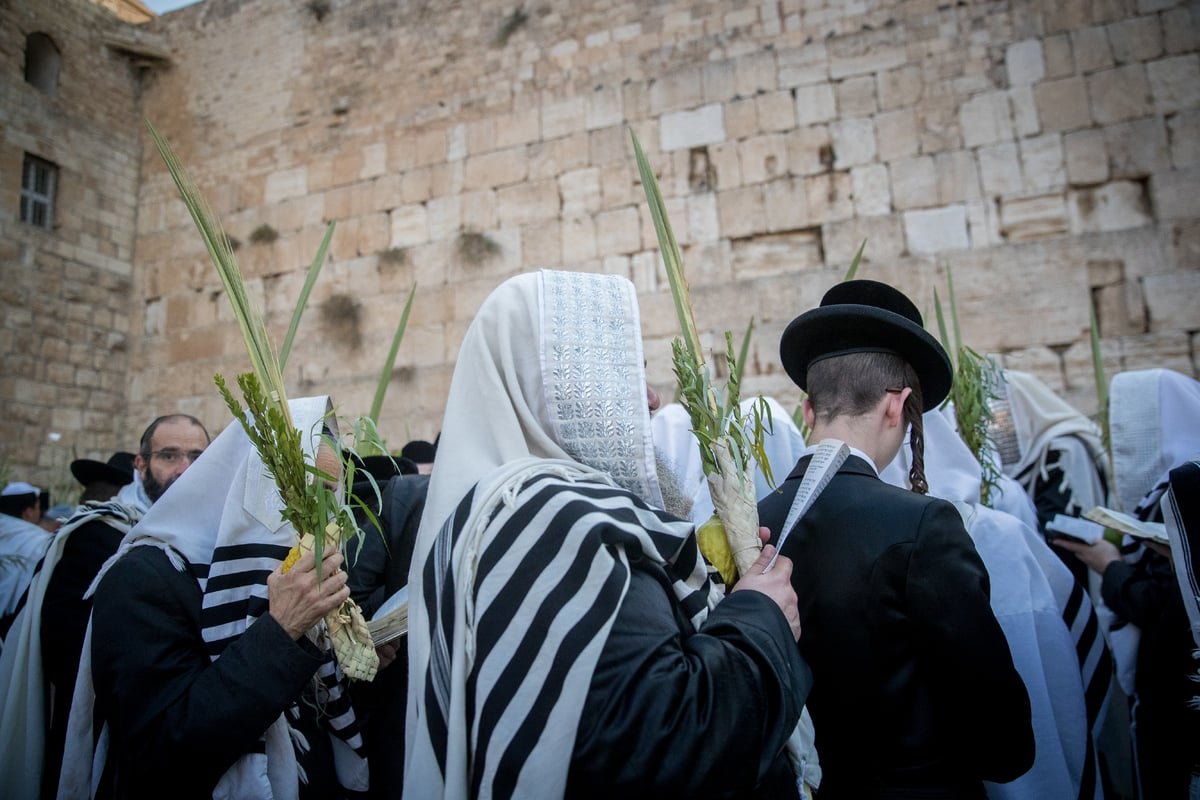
[{"left": 96, "top": 546, "right": 193, "bottom": 602}]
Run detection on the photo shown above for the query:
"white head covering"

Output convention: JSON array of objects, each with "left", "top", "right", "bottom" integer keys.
[
  {"left": 406, "top": 270, "right": 721, "bottom": 799},
  {"left": 59, "top": 396, "right": 367, "bottom": 800},
  {"left": 1109, "top": 368, "right": 1200, "bottom": 514}
]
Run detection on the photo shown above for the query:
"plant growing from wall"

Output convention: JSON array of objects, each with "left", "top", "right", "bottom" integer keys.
[
  {"left": 492, "top": 8, "right": 528, "bottom": 47},
  {"left": 457, "top": 231, "right": 501, "bottom": 266},
  {"left": 378, "top": 247, "right": 407, "bottom": 267},
  {"left": 249, "top": 224, "right": 279, "bottom": 245},
  {"left": 321, "top": 293, "right": 362, "bottom": 350}
]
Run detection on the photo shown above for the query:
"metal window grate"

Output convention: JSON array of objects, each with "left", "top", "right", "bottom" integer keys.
[{"left": 20, "top": 153, "right": 57, "bottom": 230}]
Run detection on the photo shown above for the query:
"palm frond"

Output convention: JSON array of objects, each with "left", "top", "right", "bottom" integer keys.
[
  {"left": 280, "top": 221, "right": 336, "bottom": 371},
  {"left": 843, "top": 239, "right": 867, "bottom": 281},
  {"left": 370, "top": 283, "right": 416, "bottom": 424}
]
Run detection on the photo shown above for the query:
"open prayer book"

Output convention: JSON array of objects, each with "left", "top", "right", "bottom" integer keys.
[
  {"left": 1045, "top": 513, "right": 1105, "bottom": 545},
  {"left": 368, "top": 586, "right": 409, "bottom": 646},
  {"left": 1083, "top": 506, "right": 1170, "bottom": 546}
]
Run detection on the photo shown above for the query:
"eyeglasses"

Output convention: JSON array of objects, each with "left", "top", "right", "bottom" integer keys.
[{"left": 147, "top": 449, "right": 205, "bottom": 465}]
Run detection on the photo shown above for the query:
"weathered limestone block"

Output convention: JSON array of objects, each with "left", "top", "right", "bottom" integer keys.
[
  {"left": 559, "top": 168, "right": 601, "bottom": 217},
  {"left": 794, "top": 83, "right": 837, "bottom": 125},
  {"left": 356, "top": 212, "right": 391, "bottom": 257},
  {"left": 877, "top": 64, "right": 923, "bottom": 111},
  {"left": 1064, "top": 129, "right": 1110, "bottom": 185},
  {"left": 494, "top": 110, "right": 542, "bottom": 149},
  {"left": 390, "top": 204, "right": 429, "bottom": 248},
  {"left": 1069, "top": 181, "right": 1153, "bottom": 233},
  {"left": 710, "top": 141, "right": 743, "bottom": 189},
  {"left": 1162, "top": 6, "right": 1200, "bottom": 55},
  {"left": 702, "top": 59, "right": 738, "bottom": 104},
  {"left": 264, "top": 166, "right": 307, "bottom": 204},
  {"left": 740, "top": 133, "right": 789, "bottom": 184},
  {"left": 757, "top": 89, "right": 798, "bottom": 132},
  {"left": 763, "top": 176, "right": 811, "bottom": 231},
  {"left": 961, "top": 91, "right": 1014, "bottom": 148},
  {"left": 829, "top": 46, "right": 906, "bottom": 80},
  {"left": 890, "top": 155, "right": 937, "bottom": 211},
  {"left": 1009, "top": 87, "right": 1042, "bottom": 138},
  {"left": 426, "top": 194, "right": 462, "bottom": 241},
  {"left": 730, "top": 230, "right": 823, "bottom": 280},
  {"left": 1006, "top": 39, "right": 1046, "bottom": 86},
  {"left": 824, "top": 215, "right": 905, "bottom": 264},
  {"left": 1072, "top": 26, "right": 1115, "bottom": 73},
  {"left": 875, "top": 108, "right": 919, "bottom": 162},
  {"left": 460, "top": 189, "right": 498, "bottom": 231},
  {"left": 496, "top": 178, "right": 561, "bottom": 227},
  {"left": 1142, "top": 268, "right": 1200, "bottom": 331},
  {"left": 1043, "top": 34, "right": 1074, "bottom": 79},
  {"left": 1000, "top": 193, "right": 1069, "bottom": 241},
  {"left": 1151, "top": 166, "right": 1200, "bottom": 220},
  {"left": 561, "top": 216, "right": 597, "bottom": 261},
  {"left": 521, "top": 218, "right": 562, "bottom": 267},
  {"left": 1105, "top": 117, "right": 1170, "bottom": 178},
  {"left": 966, "top": 198, "right": 1004, "bottom": 248},
  {"left": 1020, "top": 134, "right": 1066, "bottom": 192},
  {"left": 446, "top": 125, "right": 466, "bottom": 164},
  {"left": 718, "top": 184, "right": 767, "bottom": 238},
  {"left": 1087, "top": 65, "right": 1154, "bottom": 124},
  {"left": 776, "top": 43, "right": 828, "bottom": 88},
  {"left": 736, "top": 50, "right": 778, "bottom": 96},
  {"left": 463, "top": 146, "right": 529, "bottom": 190},
  {"left": 978, "top": 142, "right": 1025, "bottom": 197},
  {"left": 1034, "top": 76, "right": 1092, "bottom": 132},
  {"left": 835, "top": 75, "right": 878, "bottom": 117},
  {"left": 805, "top": 172, "right": 854, "bottom": 225},
  {"left": 852, "top": 163, "right": 891, "bottom": 217},
  {"left": 725, "top": 97, "right": 759, "bottom": 140},
  {"left": 649, "top": 68, "right": 703, "bottom": 115},
  {"left": 1107, "top": 16, "right": 1163, "bottom": 65},
  {"left": 596, "top": 206, "right": 642, "bottom": 255},
  {"left": 528, "top": 133, "right": 590, "bottom": 180},
  {"left": 1148, "top": 54, "right": 1200, "bottom": 115},
  {"left": 830, "top": 117, "right": 876, "bottom": 168},
  {"left": 542, "top": 96, "right": 587, "bottom": 140},
  {"left": 660, "top": 104, "right": 726, "bottom": 151},
  {"left": 936, "top": 151, "right": 982, "bottom": 204},
  {"left": 1167, "top": 110, "right": 1200, "bottom": 168},
  {"left": 904, "top": 205, "right": 969, "bottom": 254},
  {"left": 688, "top": 192, "right": 720, "bottom": 243}
]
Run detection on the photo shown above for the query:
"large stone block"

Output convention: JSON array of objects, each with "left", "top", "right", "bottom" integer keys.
[
  {"left": 1043, "top": 34, "right": 1074, "bottom": 79},
  {"left": 1167, "top": 110, "right": 1200, "bottom": 169},
  {"left": 1069, "top": 181, "right": 1153, "bottom": 233},
  {"left": 542, "top": 96, "right": 587, "bottom": 140},
  {"left": 1006, "top": 39, "right": 1046, "bottom": 86},
  {"left": 264, "top": 166, "right": 306, "bottom": 204},
  {"left": 999, "top": 193, "right": 1069, "bottom": 241},
  {"left": 463, "top": 146, "right": 529, "bottom": 190},
  {"left": 978, "top": 142, "right": 1024, "bottom": 197},
  {"left": 1105, "top": 117, "right": 1170, "bottom": 179},
  {"left": 660, "top": 104, "right": 726, "bottom": 151},
  {"left": 877, "top": 65, "right": 923, "bottom": 111},
  {"left": 1034, "top": 76, "right": 1092, "bottom": 132},
  {"left": 389, "top": 204, "right": 429, "bottom": 248},
  {"left": 740, "top": 133, "right": 789, "bottom": 184},
  {"left": 824, "top": 215, "right": 905, "bottom": 264},
  {"left": 757, "top": 90, "right": 797, "bottom": 132},
  {"left": 595, "top": 206, "right": 641, "bottom": 256},
  {"left": 1020, "top": 134, "right": 1066, "bottom": 193},
  {"left": 702, "top": 59, "right": 738, "bottom": 104},
  {"left": 805, "top": 172, "right": 854, "bottom": 225},
  {"left": 688, "top": 192, "right": 720, "bottom": 243},
  {"left": 890, "top": 155, "right": 938, "bottom": 211},
  {"left": 936, "top": 151, "right": 982, "bottom": 204},
  {"left": 725, "top": 97, "right": 760, "bottom": 140},
  {"left": 835, "top": 75, "right": 878, "bottom": 117},
  {"left": 1009, "top": 87, "right": 1041, "bottom": 138},
  {"left": 1150, "top": 167, "right": 1200, "bottom": 220},
  {"left": 830, "top": 117, "right": 876, "bottom": 169},
  {"left": 736, "top": 50, "right": 778, "bottom": 96},
  {"left": 649, "top": 67, "right": 703, "bottom": 115},
  {"left": 1087, "top": 65, "right": 1153, "bottom": 124},
  {"left": 904, "top": 205, "right": 969, "bottom": 254},
  {"left": 718, "top": 185, "right": 766, "bottom": 239},
  {"left": 961, "top": 91, "right": 1014, "bottom": 148},
  {"left": 560, "top": 168, "right": 601, "bottom": 216},
  {"left": 528, "top": 133, "right": 590, "bottom": 180},
  {"left": 1065, "top": 129, "right": 1110, "bottom": 185},
  {"left": 794, "top": 83, "right": 837, "bottom": 125},
  {"left": 776, "top": 43, "right": 829, "bottom": 88},
  {"left": 1147, "top": 54, "right": 1200, "bottom": 115},
  {"left": 496, "top": 178, "right": 560, "bottom": 226},
  {"left": 1072, "top": 26, "right": 1115, "bottom": 73},
  {"left": 829, "top": 46, "right": 906, "bottom": 81},
  {"left": 561, "top": 216, "right": 597, "bottom": 261},
  {"left": 729, "top": 229, "right": 823, "bottom": 280},
  {"left": 875, "top": 108, "right": 919, "bottom": 162},
  {"left": 852, "top": 163, "right": 891, "bottom": 217},
  {"left": 586, "top": 85, "right": 624, "bottom": 131},
  {"left": 762, "top": 176, "right": 811, "bottom": 232},
  {"left": 521, "top": 218, "right": 562, "bottom": 267},
  {"left": 1106, "top": 16, "right": 1163, "bottom": 65},
  {"left": 1162, "top": 6, "right": 1200, "bottom": 55}
]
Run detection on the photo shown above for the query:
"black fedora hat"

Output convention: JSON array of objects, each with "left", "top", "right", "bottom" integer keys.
[
  {"left": 779, "top": 279, "right": 952, "bottom": 411},
  {"left": 70, "top": 452, "right": 136, "bottom": 488}
]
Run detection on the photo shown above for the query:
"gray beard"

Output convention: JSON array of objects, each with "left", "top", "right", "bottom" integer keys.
[{"left": 654, "top": 448, "right": 694, "bottom": 521}]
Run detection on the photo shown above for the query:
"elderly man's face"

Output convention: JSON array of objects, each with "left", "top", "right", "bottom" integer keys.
[{"left": 136, "top": 419, "right": 210, "bottom": 504}]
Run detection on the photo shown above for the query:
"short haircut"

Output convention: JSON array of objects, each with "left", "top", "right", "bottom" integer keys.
[
  {"left": 0, "top": 492, "right": 39, "bottom": 518},
  {"left": 139, "top": 414, "right": 211, "bottom": 456}
]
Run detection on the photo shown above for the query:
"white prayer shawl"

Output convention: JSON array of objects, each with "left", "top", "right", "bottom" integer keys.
[
  {"left": 58, "top": 397, "right": 367, "bottom": 800},
  {"left": 999, "top": 370, "right": 1109, "bottom": 503},
  {"left": 0, "top": 514, "right": 52, "bottom": 627},
  {"left": 0, "top": 503, "right": 139, "bottom": 800},
  {"left": 407, "top": 270, "right": 730, "bottom": 799},
  {"left": 883, "top": 408, "right": 1104, "bottom": 800}
]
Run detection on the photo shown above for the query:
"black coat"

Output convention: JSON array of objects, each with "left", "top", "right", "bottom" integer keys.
[
  {"left": 90, "top": 547, "right": 338, "bottom": 800},
  {"left": 758, "top": 455, "right": 1035, "bottom": 799}
]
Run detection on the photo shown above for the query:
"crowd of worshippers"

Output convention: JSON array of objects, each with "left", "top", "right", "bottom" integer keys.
[{"left": 0, "top": 272, "right": 1196, "bottom": 800}]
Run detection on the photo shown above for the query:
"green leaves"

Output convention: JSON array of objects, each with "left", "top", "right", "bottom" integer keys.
[{"left": 370, "top": 283, "right": 416, "bottom": 425}]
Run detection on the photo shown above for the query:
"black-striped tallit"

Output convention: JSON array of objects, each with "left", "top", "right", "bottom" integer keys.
[{"left": 408, "top": 461, "right": 720, "bottom": 799}]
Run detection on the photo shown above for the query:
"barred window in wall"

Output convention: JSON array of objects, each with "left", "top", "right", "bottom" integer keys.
[{"left": 20, "top": 154, "right": 57, "bottom": 230}]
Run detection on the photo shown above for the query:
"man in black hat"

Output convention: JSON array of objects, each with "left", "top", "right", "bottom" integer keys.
[
  {"left": 69, "top": 452, "right": 136, "bottom": 505},
  {"left": 759, "top": 279, "right": 1035, "bottom": 798}
]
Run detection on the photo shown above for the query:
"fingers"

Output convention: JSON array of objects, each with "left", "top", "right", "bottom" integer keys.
[
  {"left": 757, "top": 526, "right": 771, "bottom": 545},
  {"left": 751, "top": 544, "right": 777, "bottom": 571}
]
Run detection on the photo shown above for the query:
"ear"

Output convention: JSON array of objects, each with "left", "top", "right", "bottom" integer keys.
[
  {"left": 134, "top": 453, "right": 149, "bottom": 479},
  {"left": 802, "top": 397, "right": 816, "bottom": 430},
  {"left": 884, "top": 387, "right": 912, "bottom": 427}
]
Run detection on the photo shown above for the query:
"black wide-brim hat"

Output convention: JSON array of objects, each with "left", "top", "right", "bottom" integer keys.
[
  {"left": 780, "top": 279, "right": 953, "bottom": 411},
  {"left": 70, "top": 451, "right": 136, "bottom": 488}
]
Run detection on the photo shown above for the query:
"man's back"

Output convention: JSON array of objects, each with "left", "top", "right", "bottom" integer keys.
[{"left": 760, "top": 454, "right": 1034, "bottom": 798}]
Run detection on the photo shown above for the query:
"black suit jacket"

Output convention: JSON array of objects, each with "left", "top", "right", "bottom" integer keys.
[{"left": 759, "top": 454, "right": 1034, "bottom": 799}]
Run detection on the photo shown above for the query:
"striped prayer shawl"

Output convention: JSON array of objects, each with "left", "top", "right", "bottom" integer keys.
[{"left": 411, "top": 466, "right": 718, "bottom": 799}]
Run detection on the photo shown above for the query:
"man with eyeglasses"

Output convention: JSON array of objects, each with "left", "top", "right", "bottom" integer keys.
[{"left": 0, "top": 414, "right": 210, "bottom": 799}]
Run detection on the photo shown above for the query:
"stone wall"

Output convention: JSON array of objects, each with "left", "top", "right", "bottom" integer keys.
[
  {"left": 129, "top": 0, "right": 1198, "bottom": 452},
  {"left": 0, "top": 0, "right": 153, "bottom": 492},
  {"left": 3, "top": 0, "right": 1197, "bottom": 482}
]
